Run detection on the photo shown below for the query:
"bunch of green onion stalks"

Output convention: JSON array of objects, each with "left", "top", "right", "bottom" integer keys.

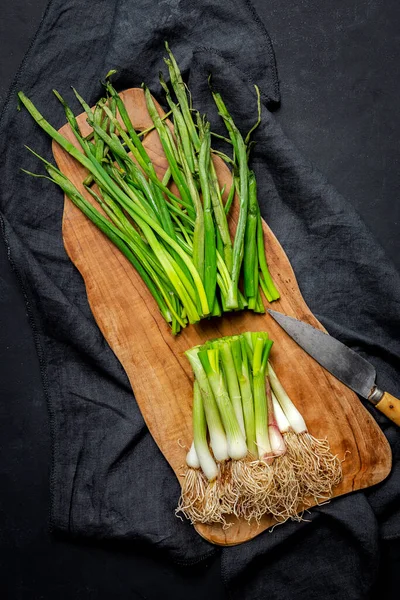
[
  {"left": 17, "top": 43, "right": 279, "bottom": 335},
  {"left": 177, "top": 332, "right": 343, "bottom": 526}
]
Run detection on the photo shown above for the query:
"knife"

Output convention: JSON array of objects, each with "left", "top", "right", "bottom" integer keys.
[{"left": 268, "top": 309, "right": 400, "bottom": 426}]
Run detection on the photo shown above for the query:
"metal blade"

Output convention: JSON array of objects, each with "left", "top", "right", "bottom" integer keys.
[{"left": 268, "top": 309, "right": 376, "bottom": 400}]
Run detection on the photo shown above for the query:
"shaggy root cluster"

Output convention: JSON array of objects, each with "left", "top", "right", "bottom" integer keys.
[{"left": 176, "top": 432, "right": 343, "bottom": 526}]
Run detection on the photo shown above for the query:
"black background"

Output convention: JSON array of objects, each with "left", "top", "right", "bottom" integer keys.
[{"left": 1, "top": 1, "right": 399, "bottom": 598}]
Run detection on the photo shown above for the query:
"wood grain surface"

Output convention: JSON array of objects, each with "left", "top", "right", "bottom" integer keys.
[{"left": 52, "top": 88, "right": 391, "bottom": 546}]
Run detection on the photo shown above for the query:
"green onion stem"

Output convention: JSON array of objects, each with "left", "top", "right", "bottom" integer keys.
[
  {"left": 244, "top": 84, "right": 261, "bottom": 145},
  {"left": 84, "top": 99, "right": 110, "bottom": 186},
  {"left": 218, "top": 340, "right": 246, "bottom": 437},
  {"left": 232, "top": 337, "right": 257, "bottom": 455},
  {"left": 103, "top": 80, "right": 150, "bottom": 167},
  {"left": 267, "top": 362, "right": 307, "bottom": 434},
  {"left": 143, "top": 86, "right": 195, "bottom": 218},
  {"left": 271, "top": 390, "right": 291, "bottom": 434},
  {"left": 243, "top": 171, "right": 258, "bottom": 299},
  {"left": 198, "top": 125, "right": 217, "bottom": 310},
  {"left": 45, "top": 164, "right": 172, "bottom": 323},
  {"left": 137, "top": 109, "right": 173, "bottom": 137},
  {"left": 265, "top": 376, "right": 286, "bottom": 456},
  {"left": 227, "top": 132, "right": 248, "bottom": 308},
  {"left": 192, "top": 380, "right": 219, "bottom": 480},
  {"left": 211, "top": 149, "right": 235, "bottom": 166},
  {"left": 257, "top": 209, "right": 280, "bottom": 301},
  {"left": 93, "top": 102, "right": 105, "bottom": 163},
  {"left": 52, "top": 89, "right": 83, "bottom": 139},
  {"left": 159, "top": 72, "right": 196, "bottom": 174},
  {"left": 85, "top": 186, "right": 170, "bottom": 285},
  {"left": 161, "top": 166, "right": 171, "bottom": 186},
  {"left": 210, "top": 131, "right": 233, "bottom": 145},
  {"left": 71, "top": 87, "right": 94, "bottom": 120},
  {"left": 185, "top": 348, "right": 229, "bottom": 461},
  {"left": 78, "top": 190, "right": 185, "bottom": 330},
  {"left": 212, "top": 91, "right": 248, "bottom": 308},
  {"left": 224, "top": 177, "right": 236, "bottom": 215},
  {"left": 21, "top": 94, "right": 210, "bottom": 317},
  {"left": 252, "top": 335, "right": 274, "bottom": 460},
  {"left": 208, "top": 160, "right": 233, "bottom": 272},
  {"left": 198, "top": 347, "right": 247, "bottom": 460},
  {"left": 178, "top": 154, "right": 205, "bottom": 280},
  {"left": 164, "top": 42, "right": 201, "bottom": 152},
  {"left": 101, "top": 104, "right": 189, "bottom": 212}
]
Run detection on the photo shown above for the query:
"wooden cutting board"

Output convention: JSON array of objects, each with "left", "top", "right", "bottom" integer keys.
[{"left": 52, "top": 88, "right": 391, "bottom": 546}]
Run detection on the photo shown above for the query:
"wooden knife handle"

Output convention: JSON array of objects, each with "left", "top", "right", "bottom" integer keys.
[{"left": 375, "top": 392, "right": 400, "bottom": 426}]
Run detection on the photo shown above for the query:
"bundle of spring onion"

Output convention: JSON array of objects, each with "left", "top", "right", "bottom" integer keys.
[
  {"left": 177, "top": 332, "right": 342, "bottom": 526},
  {"left": 17, "top": 43, "right": 279, "bottom": 335}
]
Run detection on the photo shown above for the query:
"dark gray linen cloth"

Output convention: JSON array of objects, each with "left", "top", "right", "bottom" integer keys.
[{"left": 1, "top": 0, "right": 399, "bottom": 597}]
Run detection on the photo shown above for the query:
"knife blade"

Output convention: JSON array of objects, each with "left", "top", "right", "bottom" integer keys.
[{"left": 268, "top": 309, "right": 400, "bottom": 426}]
